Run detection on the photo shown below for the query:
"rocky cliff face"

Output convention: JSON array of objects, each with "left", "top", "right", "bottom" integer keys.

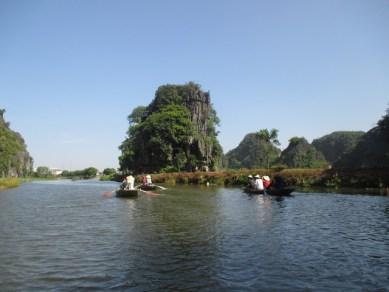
[
  {"left": 182, "top": 85, "right": 211, "bottom": 135},
  {"left": 0, "top": 109, "right": 33, "bottom": 177},
  {"left": 150, "top": 83, "right": 223, "bottom": 170},
  {"left": 181, "top": 85, "right": 216, "bottom": 168}
]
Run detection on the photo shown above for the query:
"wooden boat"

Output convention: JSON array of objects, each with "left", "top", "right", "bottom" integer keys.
[
  {"left": 138, "top": 184, "right": 158, "bottom": 191},
  {"left": 244, "top": 186, "right": 294, "bottom": 196},
  {"left": 116, "top": 189, "right": 138, "bottom": 198}
]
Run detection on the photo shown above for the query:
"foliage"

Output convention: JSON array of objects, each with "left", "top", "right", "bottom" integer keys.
[
  {"left": 128, "top": 167, "right": 387, "bottom": 189},
  {"left": 377, "top": 107, "right": 389, "bottom": 132},
  {"left": 139, "top": 168, "right": 325, "bottom": 187},
  {"left": 119, "top": 82, "right": 223, "bottom": 173},
  {"left": 103, "top": 168, "right": 117, "bottom": 176},
  {"left": 0, "top": 109, "right": 33, "bottom": 177},
  {"left": 83, "top": 167, "right": 98, "bottom": 178},
  {"left": 35, "top": 166, "right": 52, "bottom": 178},
  {"left": 279, "top": 137, "right": 327, "bottom": 168},
  {"left": 61, "top": 167, "right": 98, "bottom": 179},
  {"left": 0, "top": 177, "right": 20, "bottom": 189},
  {"left": 312, "top": 131, "right": 364, "bottom": 163},
  {"left": 257, "top": 128, "right": 280, "bottom": 146},
  {"left": 225, "top": 129, "right": 281, "bottom": 169},
  {"left": 128, "top": 106, "right": 147, "bottom": 124}
]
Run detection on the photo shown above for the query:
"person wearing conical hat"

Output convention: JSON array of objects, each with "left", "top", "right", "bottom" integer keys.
[
  {"left": 262, "top": 175, "right": 271, "bottom": 189},
  {"left": 247, "top": 174, "right": 255, "bottom": 189},
  {"left": 254, "top": 174, "right": 264, "bottom": 191},
  {"left": 146, "top": 174, "right": 152, "bottom": 185},
  {"left": 126, "top": 175, "right": 135, "bottom": 190}
]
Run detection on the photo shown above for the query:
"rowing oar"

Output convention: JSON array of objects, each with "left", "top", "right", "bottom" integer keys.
[
  {"left": 135, "top": 184, "right": 166, "bottom": 190},
  {"left": 137, "top": 188, "right": 159, "bottom": 196},
  {"left": 102, "top": 188, "right": 118, "bottom": 197}
]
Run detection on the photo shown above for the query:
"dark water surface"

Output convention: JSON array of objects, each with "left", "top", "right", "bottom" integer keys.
[{"left": 0, "top": 180, "right": 388, "bottom": 291}]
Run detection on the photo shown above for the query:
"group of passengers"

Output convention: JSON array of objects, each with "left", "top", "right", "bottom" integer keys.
[
  {"left": 247, "top": 174, "right": 286, "bottom": 191},
  {"left": 120, "top": 174, "right": 153, "bottom": 190},
  {"left": 247, "top": 175, "right": 271, "bottom": 191},
  {"left": 120, "top": 175, "right": 135, "bottom": 190},
  {"left": 142, "top": 174, "right": 153, "bottom": 186}
]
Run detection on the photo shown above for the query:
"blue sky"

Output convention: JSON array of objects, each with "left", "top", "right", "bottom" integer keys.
[{"left": 1, "top": 0, "right": 388, "bottom": 170}]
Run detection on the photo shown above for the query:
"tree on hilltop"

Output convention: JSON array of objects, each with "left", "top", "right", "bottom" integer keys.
[{"left": 225, "top": 129, "right": 281, "bottom": 169}]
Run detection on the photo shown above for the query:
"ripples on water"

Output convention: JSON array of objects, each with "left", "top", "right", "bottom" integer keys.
[{"left": 0, "top": 180, "right": 388, "bottom": 291}]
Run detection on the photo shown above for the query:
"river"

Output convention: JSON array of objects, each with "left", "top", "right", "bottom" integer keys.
[{"left": 0, "top": 180, "right": 388, "bottom": 291}]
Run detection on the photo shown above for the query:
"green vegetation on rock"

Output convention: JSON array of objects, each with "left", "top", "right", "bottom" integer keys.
[
  {"left": 225, "top": 129, "right": 281, "bottom": 169},
  {"left": 0, "top": 109, "right": 33, "bottom": 177},
  {"left": 312, "top": 131, "right": 364, "bottom": 163},
  {"left": 119, "top": 82, "right": 223, "bottom": 173},
  {"left": 279, "top": 137, "right": 327, "bottom": 168},
  {"left": 334, "top": 108, "right": 389, "bottom": 169}
]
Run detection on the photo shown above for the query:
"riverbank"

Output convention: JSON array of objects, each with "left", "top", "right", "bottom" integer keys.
[
  {"left": 0, "top": 178, "right": 20, "bottom": 190},
  {"left": 130, "top": 168, "right": 389, "bottom": 190}
]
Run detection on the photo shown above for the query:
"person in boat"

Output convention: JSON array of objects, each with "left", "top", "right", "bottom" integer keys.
[
  {"left": 262, "top": 176, "right": 271, "bottom": 189},
  {"left": 120, "top": 177, "right": 128, "bottom": 190},
  {"left": 146, "top": 174, "right": 152, "bottom": 185},
  {"left": 254, "top": 175, "right": 264, "bottom": 191},
  {"left": 126, "top": 175, "right": 135, "bottom": 190},
  {"left": 247, "top": 175, "right": 255, "bottom": 189},
  {"left": 272, "top": 175, "right": 287, "bottom": 189},
  {"left": 142, "top": 175, "right": 147, "bottom": 186}
]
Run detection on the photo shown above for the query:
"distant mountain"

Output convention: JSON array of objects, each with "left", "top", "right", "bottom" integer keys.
[
  {"left": 0, "top": 109, "right": 33, "bottom": 177},
  {"left": 312, "top": 131, "right": 364, "bottom": 163},
  {"left": 225, "top": 131, "right": 281, "bottom": 169},
  {"left": 334, "top": 109, "right": 389, "bottom": 169},
  {"left": 279, "top": 137, "right": 327, "bottom": 168}
]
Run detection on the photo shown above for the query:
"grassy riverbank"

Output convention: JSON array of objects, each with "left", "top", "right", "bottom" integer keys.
[
  {"left": 0, "top": 178, "right": 20, "bottom": 190},
  {"left": 130, "top": 168, "right": 389, "bottom": 190},
  {"left": 139, "top": 169, "right": 324, "bottom": 186}
]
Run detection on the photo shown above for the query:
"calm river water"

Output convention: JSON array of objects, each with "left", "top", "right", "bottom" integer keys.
[{"left": 0, "top": 180, "right": 388, "bottom": 291}]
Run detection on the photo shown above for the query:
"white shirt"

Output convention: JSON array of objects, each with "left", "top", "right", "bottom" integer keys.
[
  {"left": 126, "top": 175, "right": 135, "bottom": 189},
  {"left": 255, "top": 178, "right": 264, "bottom": 190}
]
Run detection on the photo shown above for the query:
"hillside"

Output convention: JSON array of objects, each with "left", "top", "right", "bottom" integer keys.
[
  {"left": 334, "top": 109, "right": 389, "bottom": 169},
  {"left": 279, "top": 137, "right": 327, "bottom": 168},
  {"left": 225, "top": 130, "right": 281, "bottom": 169},
  {"left": 312, "top": 131, "right": 364, "bottom": 163}
]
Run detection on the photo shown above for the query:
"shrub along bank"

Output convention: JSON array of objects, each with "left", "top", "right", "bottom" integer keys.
[
  {"left": 131, "top": 168, "right": 388, "bottom": 190},
  {"left": 0, "top": 177, "right": 20, "bottom": 190}
]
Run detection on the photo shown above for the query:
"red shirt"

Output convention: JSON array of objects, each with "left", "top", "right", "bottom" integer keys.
[{"left": 263, "top": 179, "right": 271, "bottom": 188}]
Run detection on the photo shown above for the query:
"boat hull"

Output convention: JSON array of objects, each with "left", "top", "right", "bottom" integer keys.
[
  {"left": 138, "top": 185, "right": 158, "bottom": 191},
  {"left": 116, "top": 189, "right": 138, "bottom": 198},
  {"left": 244, "top": 187, "right": 294, "bottom": 196}
]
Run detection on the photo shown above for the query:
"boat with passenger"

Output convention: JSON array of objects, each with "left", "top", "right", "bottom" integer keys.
[
  {"left": 244, "top": 186, "right": 294, "bottom": 196},
  {"left": 138, "top": 184, "right": 159, "bottom": 191},
  {"left": 116, "top": 189, "right": 138, "bottom": 198}
]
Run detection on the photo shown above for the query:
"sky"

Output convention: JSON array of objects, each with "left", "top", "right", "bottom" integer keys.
[{"left": 1, "top": 0, "right": 388, "bottom": 171}]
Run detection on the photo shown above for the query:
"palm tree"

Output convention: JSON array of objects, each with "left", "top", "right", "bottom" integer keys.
[
  {"left": 257, "top": 128, "right": 280, "bottom": 146},
  {"left": 257, "top": 128, "right": 281, "bottom": 168}
]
